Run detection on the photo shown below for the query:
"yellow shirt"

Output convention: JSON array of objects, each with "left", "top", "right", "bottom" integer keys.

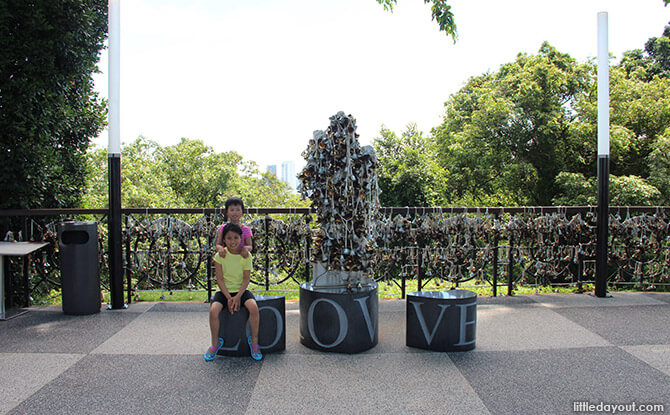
[{"left": 213, "top": 251, "right": 252, "bottom": 292}]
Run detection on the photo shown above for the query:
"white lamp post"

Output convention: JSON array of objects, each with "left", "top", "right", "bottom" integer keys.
[
  {"left": 595, "top": 11, "right": 610, "bottom": 298},
  {"left": 108, "top": 0, "right": 124, "bottom": 308}
]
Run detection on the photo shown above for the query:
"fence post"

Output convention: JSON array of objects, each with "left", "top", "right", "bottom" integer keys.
[
  {"left": 417, "top": 242, "right": 423, "bottom": 292},
  {"left": 401, "top": 249, "right": 407, "bottom": 299},
  {"left": 492, "top": 217, "right": 499, "bottom": 297},
  {"left": 206, "top": 214, "right": 213, "bottom": 302},
  {"left": 507, "top": 234, "right": 514, "bottom": 296},
  {"left": 21, "top": 217, "right": 30, "bottom": 307},
  {"left": 1, "top": 217, "right": 7, "bottom": 241},
  {"left": 264, "top": 215, "right": 270, "bottom": 291},
  {"left": 166, "top": 216, "right": 171, "bottom": 292},
  {"left": 124, "top": 215, "right": 132, "bottom": 304},
  {"left": 576, "top": 249, "right": 584, "bottom": 293},
  {"left": 22, "top": 249, "right": 30, "bottom": 308},
  {"left": 638, "top": 253, "right": 645, "bottom": 290},
  {"left": 304, "top": 213, "right": 311, "bottom": 283}
]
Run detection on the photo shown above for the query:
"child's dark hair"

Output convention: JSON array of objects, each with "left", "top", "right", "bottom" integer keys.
[
  {"left": 224, "top": 197, "right": 244, "bottom": 213},
  {"left": 221, "top": 222, "right": 243, "bottom": 238}
]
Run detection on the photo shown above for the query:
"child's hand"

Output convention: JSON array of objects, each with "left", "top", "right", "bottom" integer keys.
[
  {"left": 240, "top": 246, "right": 249, "bottom": 259},
  {"left": 229, "top": 295, "right": 241, "bottom": 314},
  {"left": 216, "top": 245, "right": 227, "bottom": 258}
]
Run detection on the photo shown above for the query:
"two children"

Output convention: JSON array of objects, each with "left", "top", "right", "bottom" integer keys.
[
  {"left": 215, "top": 197, "right": 252, "bottom": 259},
  {"left": 205, "top": 197, "right": 262, "bottom": 361}
]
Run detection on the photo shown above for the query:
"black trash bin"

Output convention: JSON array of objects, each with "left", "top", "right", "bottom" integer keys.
[{"left": 58, "top": 221, "right": 100, "bottom": 315}]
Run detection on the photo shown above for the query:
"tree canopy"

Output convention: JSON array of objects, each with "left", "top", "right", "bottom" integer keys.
[
  {"left": 374, "top": 124, "right": 446, "bottom": 206},
  {"left": 375, "top": 25, "right": 670, "bottom": 207},
  {"left": 4, "top": 2, "right": 669, "bottom": 210},
  {"left": 0, "top": 0, "right": 108, "bottom": 209},
  {"left": 376, "top": 0, "right": 457, "bottom": 41},
  {"left": 432, "top": 42, "right": 592, "bottom": 206},
  {"left": 620, "top": 24, "right": 670, "bottom": 81},
  {"left": 83, "top": 137, "right": 306, "bottom": 209}
]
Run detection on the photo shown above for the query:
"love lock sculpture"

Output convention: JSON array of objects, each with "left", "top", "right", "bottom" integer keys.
[{"left": 297, "top": 111, "right": 380, "bottom": 353}]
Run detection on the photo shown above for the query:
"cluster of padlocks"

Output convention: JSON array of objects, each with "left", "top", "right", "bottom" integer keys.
[{"left": 297, "top": 112, "right": 380, "bottom": 275}]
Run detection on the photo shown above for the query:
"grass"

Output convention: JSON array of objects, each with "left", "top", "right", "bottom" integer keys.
[
  {"left": 37, "top": 278, "right": 662, "bottom": 306},
  {"left": 88, "top": 280, "right": 642, "bottom": 305}
]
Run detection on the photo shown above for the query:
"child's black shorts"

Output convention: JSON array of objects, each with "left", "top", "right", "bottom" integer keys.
[{"left": 211, "top": 290, "right": 255, "bottom": 310}]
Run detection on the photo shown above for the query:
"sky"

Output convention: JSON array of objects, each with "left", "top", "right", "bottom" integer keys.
[{"left": 92, "top": 0, "right": 670, "bottom": 175}]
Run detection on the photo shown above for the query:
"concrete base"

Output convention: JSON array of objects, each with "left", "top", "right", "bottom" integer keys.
[
  {"left": 299, "top": 282, "right": 378, "bottom": 353},
  {"left": 217, "top": 295, "right": 285, "bottom": 357}
]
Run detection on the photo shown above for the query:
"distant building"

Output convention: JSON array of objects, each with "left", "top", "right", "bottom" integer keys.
[
  {"left": 280, "top": 161, "right": 297, "bottom": 191},
  {"left": 267, "top": 165, "right": 277, "bottom": 177}
]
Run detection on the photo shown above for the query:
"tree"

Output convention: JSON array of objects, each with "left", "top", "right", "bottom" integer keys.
[
  {"left": 159, "top": 138, "right": 242, "bottom": 208},
  {"left": 620, "top": 24, "right": 670, "bottom": 81},
  {"left": 376, "top": 0, "right": 456, "bottom": 41},
  {"left": 433, "top": 37, "right": 670, "bottom": 206},
  {"left": 159, "top": 139, "right": 306, "bottom": 208},
  {"left": 82, "top": 137, "right": 306, "bottom": 209},
  {"left": 580, "top": 67, "right": 670, "bottom": 179},
  {"left": 433, "top": 43, "right": 591, "bottom": 205},
  {"left": 236, "top": 161, "right": 306, "bottom": 208},
  {"left": 377, "top": 0, "right": 668, "bottom": 41},
  {"left": 553, "top": 172, "right": 663, "bottom": 206},
  {"left": 374, "top": 124, "right": 446, "bottom": 206},
  {"left": 647, "top": 132, "right": 670, "bottom": 199},
  {"left": 83, "top": 137, "right": 183, "bottom": 208},
  {"left": 609, "top": 175, "right": 662, "bottom": 205},
  {"left": 553, "top": 173, "right": 595, "bottom": 206},
  {"left": 571, "top": 42, "right": 670, "bottom": 204},
  {"left": 0, "top": 0, "right": 107, "bottom": 209}
]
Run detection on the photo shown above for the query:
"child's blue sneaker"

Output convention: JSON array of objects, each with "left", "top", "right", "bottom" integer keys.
[
  {"left": 204, "top": 337, "right": 224, "bottom": 361},
  {"left": 248, "top": 336, "right": 263, "bottom": 361}
]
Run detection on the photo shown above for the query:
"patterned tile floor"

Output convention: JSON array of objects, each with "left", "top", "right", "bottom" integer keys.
[{"left": 1, "top": 292, "right": 668, "bottom": 414}]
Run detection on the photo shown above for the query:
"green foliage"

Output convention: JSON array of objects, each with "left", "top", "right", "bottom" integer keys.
[
  {"left": 124, "top": 138, "right": 181, "bottom": 208},
  {"left": 608, "top": 68, "right": 670, "bottom": 178},
  {"left": 235, "top": 161, "right": 305, "bottom": 208},
  {"left": 82, "top": 137, "right": 306, "bottom": 209},
  {"left": 553, "top": 173, "right": 661, "bottom": 206},
  {"left": 160, "top": 138, "right": 241, "bottom": 207},
  {"left": 83, "top": 137, "right": 181, "bottom": 208},
  {"left": 609, "top": 175, "right": 662, "bottom": 205},
  {"left": 375, "top": 0, "right": 457, "bottom": 41},
  {"left": 620, "top": 24, "right": 670, "bottom": 81},
  {"left": 572, "top": 66, "right": 670, "bottom": 181},
  {"left": 0, "top": 0, "right": 108, "bottom": 209},
  {"left": 433, "top": 43, "right": 591, "bottom": 206},
  {"left": 433, "top": 35, "right": 670, "bottom": 207},
  {"left": 373, "top": 124, "right": 446, "bottom": 206},
  {"left": 553, "top": 173, "right": 595, "bottom": 206},
  {"left": 82, "top": 145, "right": 107, "bottom": 208},
  {"left": 570, "top": 42, "right": 670, "bottom": 205},
  {"left": 647, "top": 133, "right": 670, "bottom": 198},
  {"left": 375, "top": 30, "right": 670, "bottom": 208}
]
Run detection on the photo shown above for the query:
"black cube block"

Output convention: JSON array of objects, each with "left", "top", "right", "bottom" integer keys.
[{"left": 217, "top": 295, "right": 285, "bottom": 357}]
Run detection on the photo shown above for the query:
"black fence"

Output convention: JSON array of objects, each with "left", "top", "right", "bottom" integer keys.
[{"left": 1, "top": 206, "right": 669, "bottom": 308}]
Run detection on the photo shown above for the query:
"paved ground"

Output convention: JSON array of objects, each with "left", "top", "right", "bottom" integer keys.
[{"left": 1, "top": 292, "right": 669, "bottom": 414}]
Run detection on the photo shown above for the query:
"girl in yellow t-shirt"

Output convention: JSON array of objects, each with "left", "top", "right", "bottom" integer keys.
[{"left": 204, "top": 223, "right": 262, "bottom": 361}]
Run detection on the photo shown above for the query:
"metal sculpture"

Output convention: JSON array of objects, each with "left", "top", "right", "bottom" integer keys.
[
  {"left": 297, "top": 112, "right": 381, "bottom": 353},
  {"left": 298, "top": 111, "right": 380, "bottom": 289}
]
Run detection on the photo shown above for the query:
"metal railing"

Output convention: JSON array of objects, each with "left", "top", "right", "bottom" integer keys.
[{"left": 1, "top": 206, "right": 668, "bottom": 308}]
